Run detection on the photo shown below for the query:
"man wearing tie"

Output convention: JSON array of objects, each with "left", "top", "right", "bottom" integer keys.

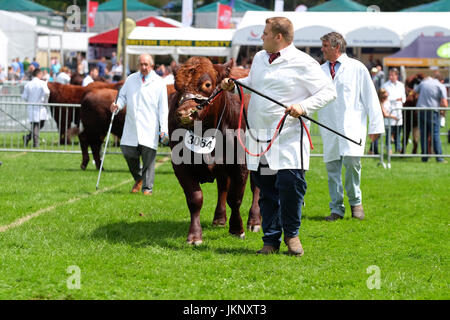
[
  {"left": 221, "top": 17, "right": 336, "bottom": 256},
  {"left": 319, "top": 32, "right": 384, "bottom": 222},
  {"left": 110, "top": 54, "right": 168, "bottom": 195}
]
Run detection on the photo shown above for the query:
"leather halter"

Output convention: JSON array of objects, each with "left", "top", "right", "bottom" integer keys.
[{"left": 178, "top": 86, "right": 223, "bottom": 110}]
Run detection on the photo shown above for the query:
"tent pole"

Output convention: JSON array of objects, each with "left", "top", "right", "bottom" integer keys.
[{"left": 122, "top": 0, "right": 127, "bottom": 81}]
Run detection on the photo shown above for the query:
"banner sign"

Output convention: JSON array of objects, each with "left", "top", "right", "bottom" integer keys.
[
  {"left": 127, "top": 39, "right": 232, "bottom": 47},
  {"left": 88, "top": 1, "right": 99, "bottom": 28},
  {"left": 217, "top": 4, "right": 232, "bottom": 29}
]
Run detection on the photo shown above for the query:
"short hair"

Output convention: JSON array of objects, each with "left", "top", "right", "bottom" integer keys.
[
  {"left": 139, "top": 54, "right": 154, "bottom": 66},
  {"left": 320, "top": 32, "right": 347, "bottom": 53},
  {"left": 389, "top": 67, "right": 399, "bottom": 75},
  {"left": 89, "top": 66, "right": 99, "bottom": 73},
  {"left": 32, "top": 68, "right": 41, "bottom": 77},
  {"left": 265, "top": 17, "right": 294, "bottom": 43}
]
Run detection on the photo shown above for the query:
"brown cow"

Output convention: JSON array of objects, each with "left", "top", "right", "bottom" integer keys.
[
  {"left": 78, "top": 84, "right": 176, "bottom": 170},
  {"left": 47, "top": 81, "right": 123, "bottom": 144},
  {"left": 168, "top": 57, "right": 261, "bottom": 245},
  {"left": 402, "top": 73, "right": 424, "bottom": 154}
]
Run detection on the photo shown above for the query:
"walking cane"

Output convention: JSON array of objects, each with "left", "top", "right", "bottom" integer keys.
[
  {"left": 230, "top": 78, "right": 362, "bottom": 146},
  {"left": 96, "top": 90, "right": 121, "bottom": 190}
]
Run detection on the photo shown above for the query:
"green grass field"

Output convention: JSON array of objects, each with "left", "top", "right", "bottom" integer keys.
[{"left": 0, "top": 150, "right": 448, "bottom": 300}]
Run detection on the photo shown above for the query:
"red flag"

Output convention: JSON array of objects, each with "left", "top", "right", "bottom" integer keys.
[
  {"left": 88, "top": 1, "right": 99, "bottom": 28},
  {"left": 217, "top": 4, "right": 232, "bottom": 29}
]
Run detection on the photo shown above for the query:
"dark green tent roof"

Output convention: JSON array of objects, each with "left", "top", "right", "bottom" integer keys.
[
  {"left": 196, "top": 0, "right": 268, "bottom": 13},
  {"left": 401, "top": 0, "right": 450, "bottom": 12},
  {"left": 98, "top": 0, "right": 161, "bottom": 12},
  {"left": 308, "top": 0, "right": 367, "bottom": 12},
  {"left": 0, "top": 0, "right": 53, "bottom": 12}
]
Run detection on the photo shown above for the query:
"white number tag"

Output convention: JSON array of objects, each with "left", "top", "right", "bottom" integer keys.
[{"left": 184, "top": 130, "right": 216, "bottom": 154}]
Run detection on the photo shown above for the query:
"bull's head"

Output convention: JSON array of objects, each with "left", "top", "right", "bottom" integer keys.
[{"left": 174, "top": 57, "right": 233, "bottom": 129}]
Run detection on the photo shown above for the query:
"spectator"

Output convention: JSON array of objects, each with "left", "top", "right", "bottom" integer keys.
[
  {"left": 55, "top": 66, "right": 71, "bottom": 84},
  {"left": 319, "top": 32, "right": 384, "bottom": 222},
  {"left": 21, "top": 68, "right": 50, "bottom": 148},
  {"left": 7, "top": 66, "right": 20, "bottom": 81},
  {"left": 111, "top": 51, "right": 117, "bottom": 65},
  {"left": 382, "top": 68, "right": 406, "bottom": 154},
  {"left": 104, "top": 62, "right": 113, "bottom": 82},
  {"left": 369, "top": 88, "right": 399, "bottom": 155},
  {"left": 414, "top": 73, "right": 448, "bottom": 163},
  {"left": 0, "top": 65, "right": 7, "bottom": 83},
  {"left": 23, "top": 57, "right": 30, "bottom": 73},
  {"left": 97, "top": 56, "right": 107, "bottom": 78},
  {"left": 51, "top": 57, "right": 61, "bottom": 75},
  {"left": 80, "top": 54, "right": 89, "bottom": 75},
  {"left": 111, "top": 59, "right": 123, "bottom": 82},
  {"left": 11, "top": 58, "right": 20, "bottom": 74},
  {"left": 42, "top": 69, "right": 51, "bottom": 82},
  {"left": 17, "top": 58, "right": 24, "bottom": 79},
  {"left": 221, "top": 17, "right": 336, "bottom": 256},
  {"left": 82, "top": 66, "right": 99, "bottom": 87},
  {"left": 31, "top": 57, "right": 40, "bottom": 69},
  {"left": 371, "top": 67, "right": 383, "bottom": 91},
  {"left": 24, "top": 64, "right": 35, "bottom": 80},
  {"left": 110, "top": 54, "right": 169, "bottom": 196}
]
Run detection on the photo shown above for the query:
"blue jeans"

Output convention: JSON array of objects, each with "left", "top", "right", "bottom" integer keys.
[
  {"left": 419, "top": 111, "right": 443, "bottom": 162},
  {"left": 385, "top": 125, "right": 402, "bottom": 153},
  {"left": 251, "top": 166, "right": 307, "bottom": 248}
]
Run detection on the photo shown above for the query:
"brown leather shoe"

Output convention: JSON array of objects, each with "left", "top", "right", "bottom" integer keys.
[
  {"left": 256, "top": 245, "right": 279, "bottom": 255},
  {"left": 143, "top": 190, "right": 152, "bottom": 196},
  {"left": 131, "top": 179, "right": 143, "bottom": 193},
  {"left": 325, "top": 212, "right": 343, "bottom": 221},
  {"left": 351, "top": 204, "right": 365, "bottom": 220},
  {"left": 284, "top": 236, "right": 304, "bottom": 257}
]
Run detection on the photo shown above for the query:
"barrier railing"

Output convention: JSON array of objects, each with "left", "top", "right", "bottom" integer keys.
[
  {"left": 383, "top": 106, "right": 449, "bottom": 168},
  {"left": 0, "top": 100, "right": 124, "bottom": 155}
]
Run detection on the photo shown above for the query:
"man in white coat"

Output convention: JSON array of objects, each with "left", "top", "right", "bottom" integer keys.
[
  {"left": 319, "top": 32, "right": 384, "bottom": 221},
  {"left": 221, "top": 17, "right": 336, "bottom": 256},
  {"left": 22, "top": 68, "right": 50, "bottom": 148},
  {"left": 110, "top": 54, "right": 168, "bottom": 195}
]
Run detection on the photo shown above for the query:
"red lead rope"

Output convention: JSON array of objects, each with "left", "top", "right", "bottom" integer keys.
[{"left": 236, "top": 85, "right": 313, "bottom": 157}]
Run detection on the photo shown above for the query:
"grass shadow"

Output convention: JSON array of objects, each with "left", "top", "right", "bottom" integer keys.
[{"left": 90, "top": 220, "right": 257, "bottom": 254}]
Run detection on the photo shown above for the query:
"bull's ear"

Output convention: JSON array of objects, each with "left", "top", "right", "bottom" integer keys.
[{"left": 213, "top": 59, "right": 235, "bottom": 82}]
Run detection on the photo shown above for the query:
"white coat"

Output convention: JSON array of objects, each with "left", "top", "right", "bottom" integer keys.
[
  {"left": 22, "top": 77, "right": 50, "bottom": 122},
  {"left": 117, "top": 70, "right": 168, "bottom": 150},
  {"left": 318, "top": 54, "right": 384, "bottom": 163},
  {"left": 382, "top": 80, "right": 406, "bottom": 126},
  {"left": 239, "top": 43, "right": 337, "bottom": 171}
]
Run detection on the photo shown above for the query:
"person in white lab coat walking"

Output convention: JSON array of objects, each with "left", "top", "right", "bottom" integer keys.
[
  {"left": 22, "top": 68, "right": 50, "bottom": 148},
  {"left": 221, "top": 17, "right": 336, "bottom": 256},
  {"left": 319, "top": 32, "right": 384, "bottom": 222},
  {"left": 110, "top": 54, "right": 169, "bottom": 195}
]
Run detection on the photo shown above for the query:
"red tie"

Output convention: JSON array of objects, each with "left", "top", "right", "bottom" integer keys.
[
  {"left": 330, "top": 61, "right": 337, "bottom": 79},
  {"left": 268, "top": 52, "right": 280, "bottom": 64},
  {"left": 142, "top": 75, "right": 145, "bottom": 83}
]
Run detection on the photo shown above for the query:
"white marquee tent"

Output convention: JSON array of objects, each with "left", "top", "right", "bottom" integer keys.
[
  {"left": 126, "top": 27, "right": 237, "bottom": 62},
  {"left": 0, "top": 29, "right": 8, "bottom": 70},
  {"left": 233, "top": 11, "right": 450, "bottom": 50},
  {"left": 0, "top": 10, "right": 63, "bottom": 65}
]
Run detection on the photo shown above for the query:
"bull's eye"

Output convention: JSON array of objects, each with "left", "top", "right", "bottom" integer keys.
[{"left": 205, "top": 82, "right": 211, "bottom": 88}]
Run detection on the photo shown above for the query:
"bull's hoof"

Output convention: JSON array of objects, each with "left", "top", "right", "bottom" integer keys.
[
  {"left": 80, "top": 164, "right": 87, "bottom": 170},
  {"left": 247, "top": 225, "right": 261, "bottom": 233},
  {"left": 230, "top": 232, "right": 245, "bottom": 240},
  {"left": 212, "top": 220, "right": 226, "bottom": 227},
  {"left": 187, "top": 239, "right": 203, "bottom": 246}
]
